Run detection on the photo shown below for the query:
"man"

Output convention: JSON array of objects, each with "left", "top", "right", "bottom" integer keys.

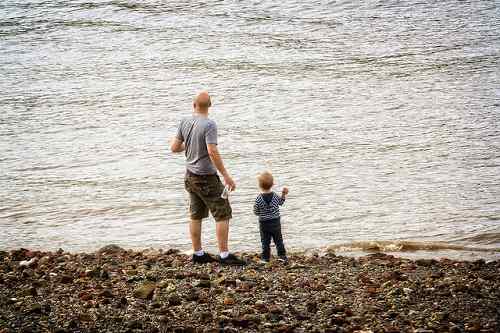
[{"left": 170, "top": 91, "right": 246, "bottom": 265}]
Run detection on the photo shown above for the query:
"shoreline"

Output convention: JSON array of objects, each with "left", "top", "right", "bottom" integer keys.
[{"left": 1, "top": 246, "right": 499, "bottom": 333}]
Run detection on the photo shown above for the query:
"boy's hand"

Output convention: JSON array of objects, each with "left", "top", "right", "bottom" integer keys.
[{"left": 281, "top": 187, "right": 289, "bottom": 196}]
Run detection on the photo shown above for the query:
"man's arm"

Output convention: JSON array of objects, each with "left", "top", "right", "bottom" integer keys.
[
  {"left": 170, "top": 138, "right": 185, "bottom": 153},
  {"left": 207, "top": 143, "right": 236, "bottom": 190}
]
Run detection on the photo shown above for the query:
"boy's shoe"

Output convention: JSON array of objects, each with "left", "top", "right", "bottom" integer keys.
[
  {"left": 192, "top": 252, "right": 217, "bottom": 264},
  {"left": 277, "top": 255, "right": 289, "bottom": 264},
  {"left": 217, "top": 253, "right": 247, "bottom": 266}
]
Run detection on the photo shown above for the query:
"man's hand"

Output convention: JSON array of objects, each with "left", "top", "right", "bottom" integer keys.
[
  {"left": 207, "top": 144, "right": 235, "bottom": 190},
  {"left": 281, "top": 187, "right": 289, "bottom": 197},
  {"left": 223, "top": 173, "right": 236, "bottom": 191},
  {"left": 170, "top": 138, "right": 185, "bottom": 153}
]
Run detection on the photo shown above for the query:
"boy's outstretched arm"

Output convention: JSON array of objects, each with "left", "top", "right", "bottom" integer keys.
[{"left": 279, "top": 187, "right": 289, "bottom": 205}]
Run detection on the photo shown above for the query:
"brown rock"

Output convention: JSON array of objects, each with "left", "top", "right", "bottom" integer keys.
[
  {"left": 223, "top": 297, "right": 235, "bottom": 305},
  {"left": 99, "top": 289, "right": 113, "bottom": 298},
  {"left": 133, "top": 282, "right": 156, "bottom": 299}
]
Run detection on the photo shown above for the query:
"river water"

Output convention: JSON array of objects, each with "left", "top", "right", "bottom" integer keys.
[{"left": 1, "top": 0, "right": 499, "bottom": 260}]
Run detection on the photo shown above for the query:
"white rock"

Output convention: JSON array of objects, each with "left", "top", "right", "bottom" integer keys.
[{"left": 19, "top": 258, "right": 37, "bottom": 267}]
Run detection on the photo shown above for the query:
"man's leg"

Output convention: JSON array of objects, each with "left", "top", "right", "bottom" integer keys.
[
  {"left": 215, "top": 220, "right": 229, "bottom": 253},
  {"left": 189, "top": 219, "right": 202, "bottom": 252}
]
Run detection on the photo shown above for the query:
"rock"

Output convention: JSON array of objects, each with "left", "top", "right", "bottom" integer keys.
[
  {"left": 60, "top": 275, "right": 73, "bottom": 284},
  {"left": 331, "top": 315, "right": 347, "bottom": 325},
  {"left": 54, "top": 328, "right": 69, "bottom": 333},
  {"left": 275, "top": 325, "right": 295, "bottom": 333},
  {"left": 185, "top": 291, "right": 199, "bottom": 302},
  {"left": 414, "top": 329, "right": 434, "bottom": 333},
  {"left": 197, "top": 311, "right": 213, "bottom": 323},
  {"left": 127, "top": 320, "right": 143, "bottom": 329},
  {"left": 223, "top": 297, "right": 235, "bottom": 305},
  {"left": 384, "top": 326, "right": 400, "bottom": 333},
  {"left": 269, "top": 305, "right": 283, "bottom": 314},
  {"left": 100, "top": 289, "right": 113, "bottom": 298},
  {"left": 464, "top": 322, "right": 481, "bottom": 332},
  {"left": 98, "top": 244, "right": 125, "bottom": 254},
  {"left": 23, "top": 286, "right": 37, "bottom": 297},
  {"left": 231, "top": 318, "right": 250, "bottom": 328},
  {"left": 133, "top": 282, "right": 156, "bottom": 299},
  {"left": 306, "top": 301, "right": 317, "bottom": 312},
  {"left": 168, "top": 294, "right": 182, "bottom": 306},
  {"left": 26, "top": 303, "right": 43, "bottom": 315},
  {"left": 243, "top": 314, "right": 261, "bottom": 325},
  {"left": 254, "top": 300, "right": 267, "bottom": 312},
  {"left": 119, "top": 296, "right": 128, "bottom": 306},
  {"left": 19, "top": 258, "right": 37, "bottom": 267},
  {"left": 194, "top": 280, "right": 211, "bottom": 288},
  {"left": 416, "top": 259, "right": 435, "bottom": 267},
  {"left": 79, "top": 313, "right": 92, "bottom": 322},
  {"left": 100, "top": 270, "right": 109, "bottom": 280},
  {"left": 22, "top": 268, "right": 34, "bottom": 279},
  {"left": 146, "top": 271, "right": 159, "bottom": 281}
]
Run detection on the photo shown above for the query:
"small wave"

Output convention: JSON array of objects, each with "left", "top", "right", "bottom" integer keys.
[
  {"left": 455, "top": 232, "right": 500, "bottom": 245},
  {"left": 328, "top": 240, "right": 500, "bottom": 253}
]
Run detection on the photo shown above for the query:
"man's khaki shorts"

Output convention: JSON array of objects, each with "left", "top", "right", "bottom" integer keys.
[{"left": 184, "top": 172, "right": 232, "bottom": 221}]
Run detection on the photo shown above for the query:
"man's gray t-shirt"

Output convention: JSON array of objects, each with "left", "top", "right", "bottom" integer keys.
[{"left": 176, "top": 115, "right": 218, "bottom": 175}]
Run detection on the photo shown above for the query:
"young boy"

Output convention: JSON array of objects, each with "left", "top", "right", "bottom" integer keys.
[{"left": 253, "top": 171, "right": 289, "bottom": 263}]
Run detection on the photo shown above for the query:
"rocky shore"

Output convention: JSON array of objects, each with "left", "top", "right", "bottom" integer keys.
[{"left": 0, "top": 246, "right": 498, "bottom": 333}]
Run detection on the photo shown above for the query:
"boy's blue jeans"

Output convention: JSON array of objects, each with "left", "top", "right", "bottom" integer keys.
[{"left": 259, "top": 218, "right": 286, "bottom": 260}]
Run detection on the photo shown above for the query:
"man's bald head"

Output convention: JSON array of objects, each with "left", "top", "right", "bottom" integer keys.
[{"left": 193, "top": 91, "right": 212, "bottom": 112}]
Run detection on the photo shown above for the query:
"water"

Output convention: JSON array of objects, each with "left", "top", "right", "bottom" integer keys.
[{"left": 1, "top": 0, "right": 499, "bottom": 260}]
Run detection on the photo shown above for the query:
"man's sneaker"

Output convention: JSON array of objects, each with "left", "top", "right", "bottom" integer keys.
[
  {"left": 217, "top": 253, "right": 247, "bottom": 266},
  {"left": 277, "top": 255, "right": 289, "bottom": 264},
  {"left": 192, "top": 252, "right": 217, "bottom": 264},
  {"left": 258, "top": 258, "right": 270, "bottom": 265}
]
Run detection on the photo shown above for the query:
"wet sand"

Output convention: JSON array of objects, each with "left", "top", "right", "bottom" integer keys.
[{"left": 0, "top": 246, "right": 499, "bottom": 333}]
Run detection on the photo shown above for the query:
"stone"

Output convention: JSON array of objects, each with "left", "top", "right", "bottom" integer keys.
[
  {"left": 185, "top": 291, "right": 199, "bottom": 302},
  {"left": 465, "top": 322, "right": 481, "bottom": 332},
  {"left": 168, "top": 294, "right": 182, "bottom": 306},
  {"left": 60, "top": 275, "right": 73, "bottom": 284},
  {"left": 306, "top": 301, "right": 317, "bottom": 313},
  {"left": 231, "top": 318, "right": 250, "bottom": 328},
  {"left": 133, "top": 282, "right": 156, "bottom": 299},
  {"left": 194, "top": 280, "right": 211, "bottom": 288},
  {"left": 198, "top": 311, "right": 213, "bottom": 323},
  {"left": 23, "top": 286, "right": 37, "bottom": 297},
  {"left": 127, "top": 320, "right": 143, "bottom": 329},
  {"left": 223, "top": 297, "right": 235, "bottom": 305},
  {"left": 416, "top": 259, "right": 435, "bottom": 267},
  {"left": 254, "top": 300, "right": 267, "bottom": 312},
  {"left": 26, "top": 303, "right": 42, "bottom": 315},
  {"left": 98, "top": 245, "right": 125, "bottom": 254},
  {"left": 269, "top": 305, "right": 283, "bottom": 314},
  {"left": 19, "top": 258, "right": 37, "bottom": 267},
  {"left": 99, "top": 289, "right": 113, "bottom": 298}
]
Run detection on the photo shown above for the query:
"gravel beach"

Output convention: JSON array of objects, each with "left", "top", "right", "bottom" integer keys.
[{"left": 1, "top": 246, "right": 498, "bottom": 333}]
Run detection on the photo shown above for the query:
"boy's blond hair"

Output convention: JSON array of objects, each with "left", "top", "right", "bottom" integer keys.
[{"left": 257, "top": 171, "right": 274, "bottom": 190}]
